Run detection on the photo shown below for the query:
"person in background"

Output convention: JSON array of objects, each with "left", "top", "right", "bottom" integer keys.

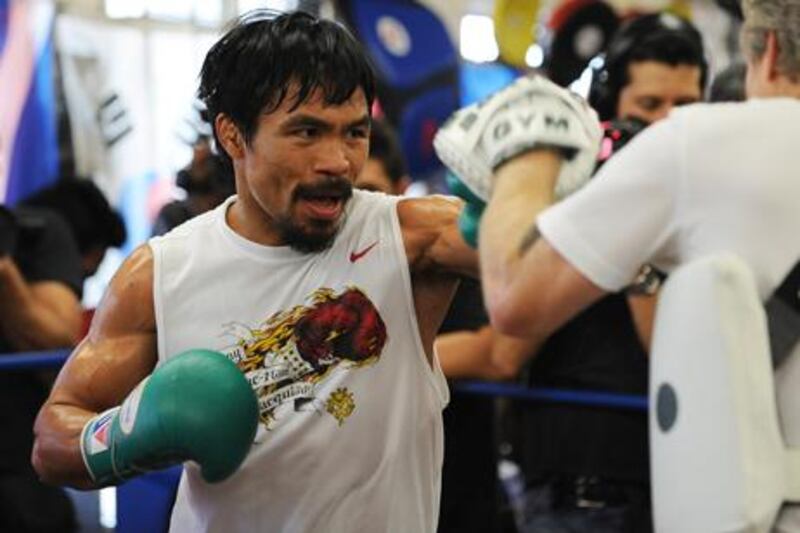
[
  {"left": 0, "top": 205, "right": 83, "bottom": 532},
  {"left": 21, "top": 178, "right": 127, "bottom": 278},
  {"left": 353, "top": 120, "right": 410, "bottom": 195},
  {"left": 0, "top": 177, "right": 125, "bottom": 532},
  {"left": 152, "top": 135, "right": 234, "bottom": 236}
]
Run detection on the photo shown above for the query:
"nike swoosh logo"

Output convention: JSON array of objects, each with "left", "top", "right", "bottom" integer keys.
[{"left": 349, "top": 241, "right": 379, "bottom": 263}]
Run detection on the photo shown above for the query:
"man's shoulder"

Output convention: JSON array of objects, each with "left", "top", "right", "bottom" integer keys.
[
  {"left": 342, "top": 189, "right": 400, "bottom": 232},
  {"left": 662, "top": 99, "right": 800, "bottom": 154},
  {"left": 669, "top": 98, "right": 800, "bottom": 126},
  {"left": 350, "top": 188, "right": 398, "bottom": 211}
]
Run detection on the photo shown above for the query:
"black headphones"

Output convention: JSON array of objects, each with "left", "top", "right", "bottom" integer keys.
[{"left": 588, "top": 12, "right": 708, "bottom": 122}]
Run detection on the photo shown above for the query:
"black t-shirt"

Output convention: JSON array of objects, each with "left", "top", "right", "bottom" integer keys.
[
  {"left": 519, "top": 293, "right": 650, "bottom": 483},
  {"left": 0, "top": 207, "right": 83, "bottom": 473},
  {"left": 438, "top": 278, "right": 498, "bottom": 533},
  {"left": 151, "top": 200, "right": 194, "bottom": 237}
]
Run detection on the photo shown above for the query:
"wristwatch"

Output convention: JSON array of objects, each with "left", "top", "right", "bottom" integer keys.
[{"left": 626, "top": 264, "right": 664, "bottom": 296}]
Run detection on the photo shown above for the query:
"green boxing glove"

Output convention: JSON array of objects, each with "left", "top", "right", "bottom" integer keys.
[
  {"left": 80, "top": 349, "right": 259, "bottom": 486},
  {"left": 446, "top": 171, "right": 486, "bottom": 248}
]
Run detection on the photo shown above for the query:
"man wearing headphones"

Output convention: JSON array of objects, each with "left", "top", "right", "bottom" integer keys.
[
  {"left": 589, "top": 14, "right": 706, "bottom": 125},
  {"left": 509, "top": 14, "right": 706, "bottom": 533}
]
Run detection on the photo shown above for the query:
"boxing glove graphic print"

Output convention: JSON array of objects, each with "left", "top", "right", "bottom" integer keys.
[{"left": 223, "top": 286, "right": 388, "bottom": 430}]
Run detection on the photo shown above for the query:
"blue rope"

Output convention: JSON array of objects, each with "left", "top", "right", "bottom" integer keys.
[
  {"left": 453, "top": 380, "right": 648, "bottom": 411},
  {"left": 0, "top": 349, "right": 649, "bottom": 411},
  {"left": 0, "top": 349, "right": 70, "bottom": 370}
]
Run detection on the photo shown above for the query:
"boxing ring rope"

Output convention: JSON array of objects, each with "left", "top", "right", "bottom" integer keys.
[
  {"left": 453, "top": 380, "right": 648, "bottom": 411},
  {"left": 0, "top": 348, "right": 71, "bottom": 370},
  {"left": 0, "top": 349, "right": 648, "bottom": 411}
]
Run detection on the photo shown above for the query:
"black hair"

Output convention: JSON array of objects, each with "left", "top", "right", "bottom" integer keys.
[
  {"left": 176, "top": 153, "right": 234, "bottom": 196},
  {"left": 198, "top": 10, "right": 376, "bottom": 170},
  {"left": 368, "top": 120, "right": 407, "bottom": 185},
  {"left": 589, "top": 13, "right": 708, "bottom": 121},
  {"left": 21, "top": 178, "right": 126, "bottom": 254},
  {"left": 709, "top": 61, "right": 747, "bottom": 103}
]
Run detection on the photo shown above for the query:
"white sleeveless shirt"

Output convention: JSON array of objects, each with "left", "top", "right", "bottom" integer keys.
[{"left": 149, "top": 190, "right": 449, "bottom": 533}]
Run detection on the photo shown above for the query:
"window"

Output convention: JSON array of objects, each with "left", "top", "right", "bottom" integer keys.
[
  {"left": 104, "top": 0, "right": 223, "bottom": 26},
  {"left": 459, "top": 14, "right": 499, "bottom": 63}
]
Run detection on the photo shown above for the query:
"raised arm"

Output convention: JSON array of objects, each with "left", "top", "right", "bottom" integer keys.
[
  {"left": 479, "top": 151, "right": 606, "bottom": 339},
  {"left": 398, "top": 194, "right": 479, "bottom": 278},
  {"left": 432, "top": 75, "right": 609, "bottom": 340},
  {"left": 32, "top": 245, "right": 158, "bottom": 488}
]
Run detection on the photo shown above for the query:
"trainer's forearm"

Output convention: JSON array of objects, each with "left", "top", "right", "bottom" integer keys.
[
  {"left": 436, "top": 326, "right": 511, "bottom": 380},
  {"left": 479, "top": 150, "right": 562, "bottom": 323},
  {"left": 32, "top": 401, "right": 98, "bottom": 489}
]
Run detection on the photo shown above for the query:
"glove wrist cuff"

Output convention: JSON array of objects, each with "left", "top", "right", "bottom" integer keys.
[{"left": 80, "top": 407, "right": 121, "bottom": 486}]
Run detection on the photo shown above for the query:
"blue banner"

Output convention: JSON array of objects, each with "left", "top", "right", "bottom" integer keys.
[{"left": 0, "top": 0, "right": 58, "bottom": 205}]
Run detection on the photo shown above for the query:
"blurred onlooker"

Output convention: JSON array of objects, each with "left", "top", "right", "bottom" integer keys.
[
  {"left": 354, "top": 120, "right": 410, "bottom": 195},
  {"left": 709, "top": 61, "right": 747, "bottom": 103},
  {"left": 0, "top": 206, "right": 83, "bottom": 352},
  {"left": 152, "top": 136, "right": 234, "bottom": 236},
  {"left": 0, "top": 177, "right": 124, "bottom": 532},
  {"left": 0, "top": 204, "right": 83, "bottom": 532},
  {"left": 21, "top": 178, "right": 127, "bottom": 278}
]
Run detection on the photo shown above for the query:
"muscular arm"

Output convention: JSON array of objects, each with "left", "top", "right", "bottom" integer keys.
[
  {"left": 436, "top": 324, "right": 542, "bottom": 380},
  {"left": 32, "top": 245, "right": 158, "bottom": 488},
  {"left": 399, "top": 196, "right": 481, "bottom": 362},
  {"left": 398, "top": 195, "right": 479, "bottom": 278},
  {"left": 0, "top": 256, "right": 82, "bottom": 350},
  {"left": 480, "top": 150, "right": 606, "bottom": 338}
]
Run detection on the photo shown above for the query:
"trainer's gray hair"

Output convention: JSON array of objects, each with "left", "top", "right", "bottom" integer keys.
[{"left": 741, "top": 0, "right": 800, "bottom": 80}]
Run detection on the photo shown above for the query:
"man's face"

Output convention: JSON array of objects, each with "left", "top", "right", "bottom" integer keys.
[
  {"left": 234, "top": 88, "right": 370, "bottom": 252},
  {"left": 355, "top": 158, "right": 396, "bottom": 195},
  {"left": 616, "top": 60, "right": 703, "bottom": 123}
]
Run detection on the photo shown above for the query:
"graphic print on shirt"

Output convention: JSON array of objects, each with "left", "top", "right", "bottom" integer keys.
[{"left": 222, "top": 286, "right": 388, "bottom": 431}]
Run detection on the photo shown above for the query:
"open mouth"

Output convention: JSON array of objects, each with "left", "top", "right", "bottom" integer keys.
[
  {"left": 296, "top": 181, "right": 353, "bottom": 221},
  {"left": 301, "top": 194, "right": 344, "bottom": 220}
]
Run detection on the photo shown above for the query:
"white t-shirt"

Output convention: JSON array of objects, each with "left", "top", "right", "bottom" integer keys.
[
  {"left": 150, "top": 190, "right": 449, "bottom": 533},
  {"left": 538, "top": 98, "right": 800, "bottom": 300}
]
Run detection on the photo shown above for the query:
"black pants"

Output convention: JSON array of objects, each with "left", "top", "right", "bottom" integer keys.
[
  {"left": 0, "top": 471, "right": 77, "bottom": 533},
  {"left": 518, "top": 476, "right": 652, "bottom": 533}
]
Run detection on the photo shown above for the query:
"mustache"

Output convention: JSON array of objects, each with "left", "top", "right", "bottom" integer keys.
[{"left": 294, "top": 176, "right": 353, "bottom": 201}]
